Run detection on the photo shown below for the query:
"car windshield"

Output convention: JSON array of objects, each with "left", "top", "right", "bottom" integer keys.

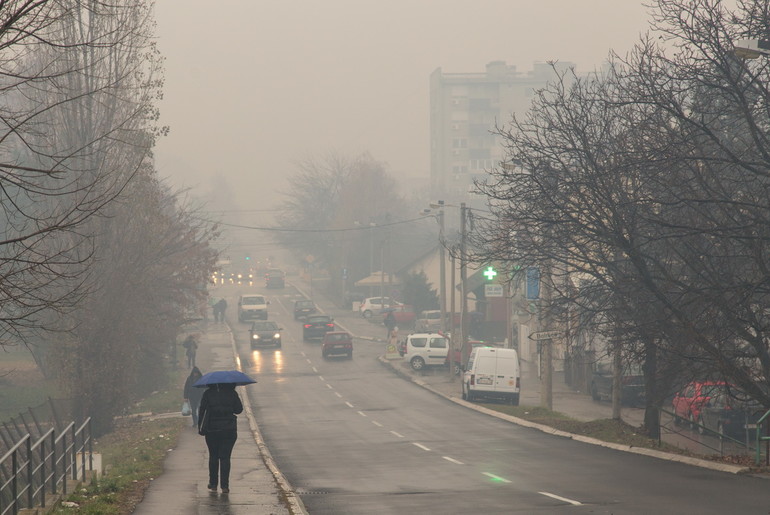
[
  {"left": 243, "top": 296, "right": 265, "bottom": 304},
  {"left": 296, "top": 301, "right": 313, "bottom": 307},
  {"left": 253, "top": 322, "right": 278, "bottom": 331}
]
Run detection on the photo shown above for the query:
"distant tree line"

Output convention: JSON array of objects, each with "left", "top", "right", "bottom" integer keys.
[{"left": 473, "top": 0, "right": 770, "bottom": 437}]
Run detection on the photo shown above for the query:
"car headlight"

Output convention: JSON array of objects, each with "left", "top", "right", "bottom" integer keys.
[
  {"left": 252, "top": 334, "right": 260, "bottom": 339},
  {"left": 274, "top": 333, "right": 281, "bottom": 339}
]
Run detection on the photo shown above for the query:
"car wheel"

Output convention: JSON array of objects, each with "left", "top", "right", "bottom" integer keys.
[
  {"left": 510, "top": 394, "right": 520, "bottom": 406},
  {"left": 590, "top": 383, "right": 600, "bottom": 401},
  {"left": 673, "top": 410, "right": 681, "bottom": 425},
  {"left": 410, "top": 356, "right": 425, "bottom": 371},
  {"left": 363, "top": 310, "right": 372, "bottom": 318},
  {"left": 697, "top": 415, "right": 706, "bottom": 435},
  {"left": 688, "top": 412, "right": 697, "bottom": 430},
  {"left": 347, "top": 352, "right": 353, "bottom": 359},
  {"left": 322, "top": 352, "right": 328, "bottom": 359},
  {"left": 453, "top": 363, "right": 462, "bottom": 375},
  {"left": 467, "top": 390, "right": 475, "bottom": 402},
  {"left": 275, "top": 343, "right": 281, "bottom": 349},
  {"left": 461, "top": 386, "right": 467, "bottom": 400}
]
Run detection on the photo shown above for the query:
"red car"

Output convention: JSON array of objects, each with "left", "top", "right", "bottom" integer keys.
[
  {"left": 322, "top": 331, "right": 353, "bottom": 359},
  {"left": 672, "top": 381, "right": 727, "bottom": 428}
]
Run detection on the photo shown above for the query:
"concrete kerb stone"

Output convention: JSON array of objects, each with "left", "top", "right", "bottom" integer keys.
[
  {"left": 224, "top": 323, "right": 310, "bottom": 515},
  {"left": 376, "top": 356, "right": 750, "bottom": 475}
]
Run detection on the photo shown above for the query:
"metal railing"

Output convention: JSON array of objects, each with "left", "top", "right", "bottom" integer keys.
[
  {"left": 0, "top": 418, "right": 93, "bottom": 515},
  {"left": 755, "top": 409, "right": 770, "bottom": 466}
]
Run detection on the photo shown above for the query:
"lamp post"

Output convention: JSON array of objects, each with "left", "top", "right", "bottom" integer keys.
[{"left": 428, "top": 202, "right": 448, "bottom": 335}]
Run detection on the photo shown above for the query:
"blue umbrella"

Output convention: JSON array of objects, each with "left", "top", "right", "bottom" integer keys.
[{"left": 193, "top": 370, "right": 256, "bottom": 388}]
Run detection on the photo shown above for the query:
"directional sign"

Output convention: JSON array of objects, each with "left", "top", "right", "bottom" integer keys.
[
  {"left": 528, "top": 330, "right": 561, "bottom": 340},
  {"left": 485, "top": 284, "right": 503, "bottom": 297},
  {"left": 525, "top": 267, "right": 540, "bottom": 300}
]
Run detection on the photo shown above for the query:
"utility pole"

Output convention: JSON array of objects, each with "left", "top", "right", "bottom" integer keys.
[
  {"left": 540, "top": 264, "right": 553, "bottom": 410},
  {"left": 438, "top": 208, "right": 447, "bottom": 334},
  {"left": 459, "top": 203, "right": 468, "bottom": 377}
]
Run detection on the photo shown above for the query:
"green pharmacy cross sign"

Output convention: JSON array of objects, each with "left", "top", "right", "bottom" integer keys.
[{"left": 483, "top": 266, "right": 497, "bottom": 281}]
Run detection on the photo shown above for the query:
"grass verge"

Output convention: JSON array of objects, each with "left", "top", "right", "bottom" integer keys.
[{"left": 52, "top": 366, "right": 191, "bottom": 514}]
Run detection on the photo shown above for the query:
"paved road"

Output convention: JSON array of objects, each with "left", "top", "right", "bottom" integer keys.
[{"left": 215, "top": 281, "right": 770, "bottom": 514}]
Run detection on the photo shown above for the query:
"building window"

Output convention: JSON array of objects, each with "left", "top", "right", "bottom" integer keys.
[{"left": 452, "top": 138, "right": 467, "bottom": 149}]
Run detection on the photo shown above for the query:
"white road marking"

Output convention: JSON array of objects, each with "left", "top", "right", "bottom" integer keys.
[
  {"left": 326, "top": 384, "right": 333, "bottom": 389},
  {"left": 318, "top": 376, "right": 324, "bottom": 381},
  {"left": 482, "top": 472, "right": 511, "bottom": 483},
  {"left": 538, "top": 492, "right": 582, "bottom": 506},
  {"left": 300, "top": 352, "right": 306, "bottom": 357},
  {"left": 306, "top": 359, "right": 312, "bottom": 364},
  {"left": 372, "top": 421, "right": 383, "bottom": 427},
  {"left": 334, "top": 392, "right": 342, "bottom": 398},
  {"left": 412, "top": 443, "right": 431, "bottom": 451},
  {"left": 357, "top": 411, "right": 367, "bottom": 417},
  {"left": 442, "top": 456, "right": 464, "bottom": 465},
  {"left": 312, "top": 367, "right": 317, "bottom": 372},
  {"left": 390, "top": 431, "right": 404, "bottom": 438},
  {"left": 345, "top": 401, "right": 354, "bottom": 408}
]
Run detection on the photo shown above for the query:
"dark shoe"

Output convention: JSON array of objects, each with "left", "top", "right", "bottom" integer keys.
[
  {"left": 221, "top": 488, "right": 229, "bottom": 494},
  {"left": 207, "top": 485, "right": 217, "bottom": 492}
]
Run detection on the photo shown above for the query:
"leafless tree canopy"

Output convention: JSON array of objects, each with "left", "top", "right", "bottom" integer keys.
[{"left": 474, "top": 0, "right": 770, "bottom": 433}]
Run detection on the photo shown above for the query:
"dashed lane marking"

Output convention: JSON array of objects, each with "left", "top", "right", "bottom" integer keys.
[
  {"left": 312, "top": 367, "right": 317, "bottom": 372},
  {"left": 334, "top": 392, "right": 342, "bottom": 398},
  {"left": 345, "top": 401, "right": 354, "bottom": 408},
  {"left": 357, "top": 411, "right": 367, "bottom": 417},
  {"left": 390, "top": 431, "right": 404, "bottom": 438},
  {"left": 442, "top": 456, "right": 464, "bottom": 465},
  {"left": 326, "top": 384, "right": 333, "bottom": 389},
  {"left": 412, "top": 443, "right": 431, "bottom": 451},
  {"left": 372, "top": 421, "right": 383, "bottom": 427},
  {"left": 318, "top": 376, "right": 324, "bottom": 381},
  {"left": 538, "top": 492, "right": 582, "bottom": 505}
]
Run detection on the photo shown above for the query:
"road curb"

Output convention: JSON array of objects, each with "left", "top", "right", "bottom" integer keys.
[
  {"left": 225, "top": 323, "right": 310, "bottom": 515},
  {"left": 376, "top": 356, "right": 750, "bottom": 475}
]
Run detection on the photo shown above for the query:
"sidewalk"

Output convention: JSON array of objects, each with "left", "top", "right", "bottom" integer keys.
[{"left": 132, "top": 322, "right": 305, "bottom": 515}]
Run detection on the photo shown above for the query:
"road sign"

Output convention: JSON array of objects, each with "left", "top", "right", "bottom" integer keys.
[
  {"left": 485, "top": 284, "right": 503, "bottom": 297},
  {"left": 528, "top": 330, "right": 561, "bottom": 340}
]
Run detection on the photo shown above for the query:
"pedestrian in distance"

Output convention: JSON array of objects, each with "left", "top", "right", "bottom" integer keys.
[
  {"left": 215, "top": 298, "right": 228, "bottom": 323},
  {"left": 198, "top": 383, "right": 243, "bottom": 494},
  {"left": 384, "top": 311, "right": 397, "bottom": 339},
  {"left": 182, "top": 335, "right": 198, "bottom": 369},
  {"left": 183, "top": 367, "right": 204, "bottom": 428}
]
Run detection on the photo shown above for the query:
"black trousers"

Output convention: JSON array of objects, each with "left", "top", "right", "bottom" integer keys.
[{"left": 205, "top": 432, "right": 237, "bottom": 488}]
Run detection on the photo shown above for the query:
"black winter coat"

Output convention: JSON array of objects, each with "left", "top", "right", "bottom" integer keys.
[{"left": 198, "top": 385, "right": 243, "bottom": 436}]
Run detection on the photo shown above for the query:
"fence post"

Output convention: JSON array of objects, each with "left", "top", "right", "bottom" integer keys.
[
  {"left": 12, "top": 449, "right": 18, "bottom": 515},
  {"left": 25, "top": 435, "right": 32, "bottom": 509},
  {"left": 70, "top": 424, "right": 77, "bottom": 481},
  {"left": 87, "top": 418, "right": 94, "bottom": 483},
  {"left": 39, "top": 438, "right": 46, "bottom": 508},
  {"left": 61, "top": 432, "right": 68, "bottom": 496},
  {"left": 50, "top": 431, "right": 57, "bottom": 495}
]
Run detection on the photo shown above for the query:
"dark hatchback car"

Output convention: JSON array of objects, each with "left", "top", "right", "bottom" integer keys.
[
  {"left": 321, "top": 331, "right": 353, "bottom": 359},
  {"left": 293, "top": 299, "right": 317, "bottom": 320},
  {"left": 265, "top": 269, "right": 285, "bottom": 289},
  {"left": 303, "top": 315, "right": 335, "bottom": 341},
  {"left": 699, "top": 389, "right": 764, "bottom": 440},
  {"left": 249, "top": 320, "right": 282, "bottom": 349},
  {"left": 590, "top": 362, "right": 645, "bottom": 406}
]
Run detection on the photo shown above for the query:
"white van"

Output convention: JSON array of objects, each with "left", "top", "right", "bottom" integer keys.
[
  {"left": 462, "top": 347, "right": 520, "bottom": 405},
  {"left": 237, "top": 294, "right": 269, "bottom": 322},
  {"left": 403, "top": 333, "right": 448, "bottom": 371}
]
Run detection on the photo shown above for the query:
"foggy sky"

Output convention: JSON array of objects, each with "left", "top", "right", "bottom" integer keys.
[{"left": 154, "top": 1, "right": 650, "bottom": 219}]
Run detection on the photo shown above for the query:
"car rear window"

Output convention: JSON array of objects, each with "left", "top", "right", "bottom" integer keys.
[
  {"left": 429, "top": 337, "right": 447, "bottom": 348},
  {"left": 243, "top": 296, "right": 265, "bottom": 304},
  {"left": 308, "top": 316, "right": 329, "bottom": 323}
]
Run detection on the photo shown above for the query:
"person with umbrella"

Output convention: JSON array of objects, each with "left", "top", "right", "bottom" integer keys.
[{"left": 195, "top": 370, "right": 254, "bottom": 494}]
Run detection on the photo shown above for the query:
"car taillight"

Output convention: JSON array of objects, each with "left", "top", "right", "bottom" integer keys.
[
  {"left": 326, "top": 323, "right": 334, "bottom": 327},
  {"left": 470, "top": 374, "right": 475, "bottom": 386},
  {"left": 304, "top": 324, "right": 311, "bottom": 328}
]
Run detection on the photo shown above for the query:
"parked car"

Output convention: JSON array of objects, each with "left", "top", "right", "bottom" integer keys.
[
  {"left": 415, "top": 310, "right": 443, "bottom": 332},
  {"left": 265, "top": 268, "right": 285, "bottom": 289},
  {"left": 293, "top": 299, "right": 317, "bottom": 320},
  {"left": 359, "top": 297, "right": 399, "bottom": 318},
  {"left": 462, "top": 347, "right": 520, "bottom": 405},
  {"left": 380, "top": 305, "right": 415, "bottom": 328},
  {"left": 321, "top": 331, "right": 353, "bottom": 359},
  {"left": 237, "top": 294, "right": 269, "bottom": 322},
  {"left": 249, "top": 320, "right": 282, "bottom": 349},
  {"left": 672, "top": 380, "right": 727, "bottom": 428},
  {"left": 699, "top": 388, "right": 764, "bottom": 439},
  {"left": 448, "top": 340, "right": 496, "bottom": 375},
  {"left": 590, "top": 362, "right": 645, "bottom": 406},
  {"left": 303, "top": 315, "right": 335, "bottom": 341},
  {"left": 403, "top": 333, "right": 448, "bottom": 371}
]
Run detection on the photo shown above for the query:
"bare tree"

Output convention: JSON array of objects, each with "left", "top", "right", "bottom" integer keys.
[{"left": 474, "top": 0, "right": 770, "bottom": 438}]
